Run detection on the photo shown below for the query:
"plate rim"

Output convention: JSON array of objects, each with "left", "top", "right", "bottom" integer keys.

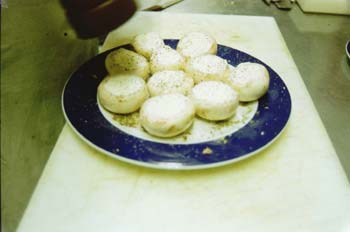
[
  {"left": 62, "top": 104, "right": 290, "bottom": 170},
  {"left": 62, "top": 41, "right": 292, "bottom": 170}
]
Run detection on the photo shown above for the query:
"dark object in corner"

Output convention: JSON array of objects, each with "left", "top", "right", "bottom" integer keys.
[{"left": 60, "top": 0, "right": 137, "bottom": 39}]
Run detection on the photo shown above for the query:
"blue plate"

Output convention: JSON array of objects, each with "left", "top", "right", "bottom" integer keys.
[
  {"left": 62, "top": 40, "right": 292, "bottom": 170},
  {"left": 346, "top": 40, "right": 350, "bottom": 60}
]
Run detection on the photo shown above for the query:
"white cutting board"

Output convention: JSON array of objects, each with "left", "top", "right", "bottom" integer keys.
[
  {"left": 17, "top": 12, "right": 350, "bottom": 232},
  {"left": 297, "top": 0, "right": 350, "bottom": 15}
]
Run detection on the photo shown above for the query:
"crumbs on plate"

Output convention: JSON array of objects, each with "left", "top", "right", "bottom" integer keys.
[{"left": 202, "top": 147, "right": 213, "bottom": 155}]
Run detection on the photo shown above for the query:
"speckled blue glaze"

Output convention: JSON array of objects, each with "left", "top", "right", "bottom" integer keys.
[{"left": 62, "top": 40, "right": 292, "bottom": 169}]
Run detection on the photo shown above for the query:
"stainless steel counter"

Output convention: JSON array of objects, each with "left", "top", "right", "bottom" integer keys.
[{"left": 1, "top": 0, "right": 349, "bottom": 231}]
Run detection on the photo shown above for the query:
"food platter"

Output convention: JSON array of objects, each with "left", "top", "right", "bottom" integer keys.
[{"left": 62, "top": 40, "right": 292, "bottom": 170}]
